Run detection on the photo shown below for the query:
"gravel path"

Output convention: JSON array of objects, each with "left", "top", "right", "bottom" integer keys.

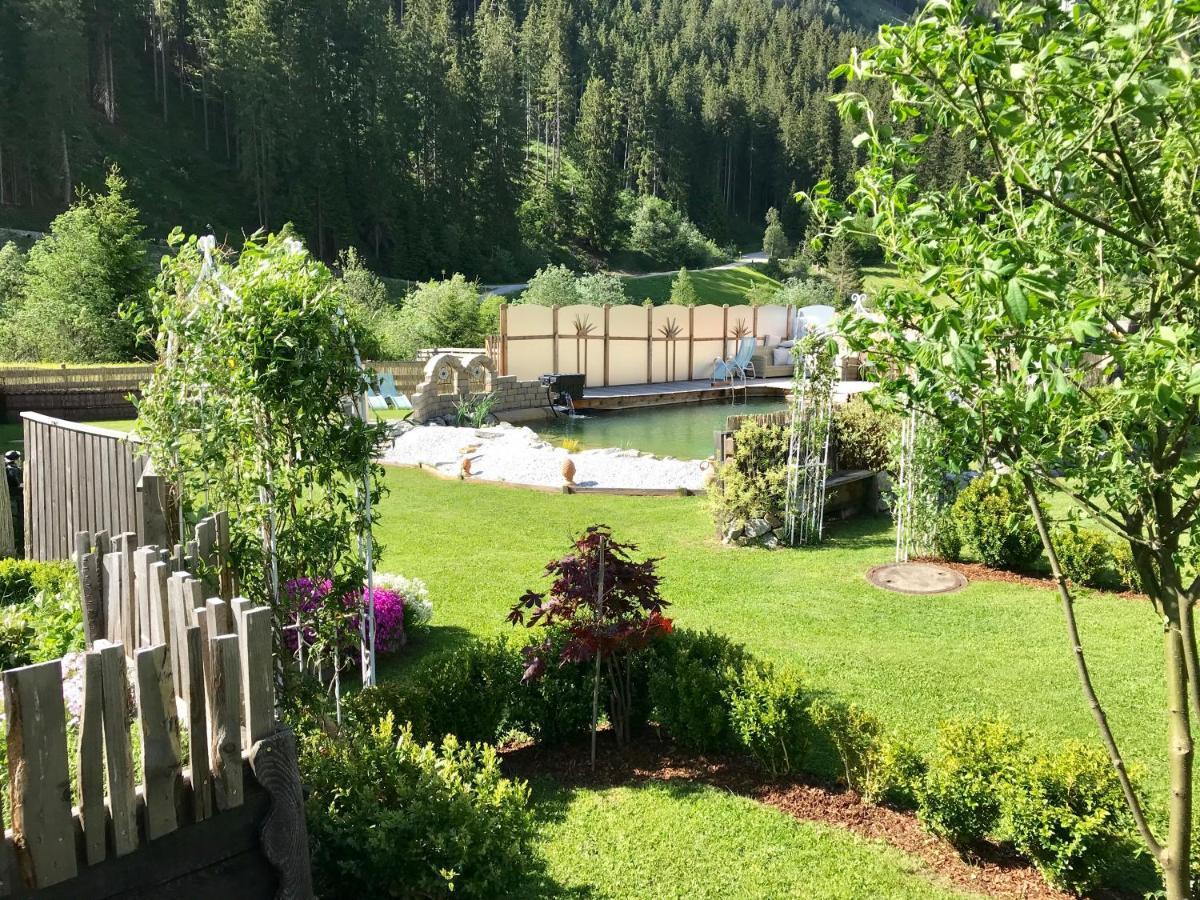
[{"left": 382, "top": 423, "right": 712, "bottom": 491}]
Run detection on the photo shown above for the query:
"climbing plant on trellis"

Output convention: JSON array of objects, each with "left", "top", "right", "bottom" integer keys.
[
  {"left": 784, "top": 333, "right": 836, "bottom": 546},
  {"left": 138, "top": 230, "right": 388, "bottom": 700}
]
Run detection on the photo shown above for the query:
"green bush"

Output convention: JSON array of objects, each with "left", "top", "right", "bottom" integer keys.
[
  {"left": 1052, "top": 527, "right": 1114, "bottom": 588},
  {"left": 0, "top": 559, "right": 76, "bottom": 606},
  {"left": 709, "top": 420, "right": 789, "bottom": 533},
  {"left": 932, "top": 512, "right": 963, "bottom": 562},
  {"left": 831, "top": 397, "right": 898, "bottom": 472},
  {"left": 627, "top": 196, "right": 725, "bottom": 268},
  {"left": 808, "top": 699, "right": 927, "bottom": 806},
  {"left": 509, "top": 627, "right": 596, "bottom": 746},
  {"left": 950, "top": 475, "right": 1042, "bottom": 570},
  {"left": 724, "top": 661, "right": 810, "bottom": 775},
  {"left": 1002, "top": 742, "right": 1136, "bottom": 894},
  {"left": 917, "top": 719, "right": 1028, "bottom": 847},
  {"left": 647, "top": 629, "right": 750, "bottom": 752},
  {"left": 302, "top": 714, "right": 536, "bottom": 899},
  {"left": 1111, "top": 542, "right": 1144, "bottom": 592}
]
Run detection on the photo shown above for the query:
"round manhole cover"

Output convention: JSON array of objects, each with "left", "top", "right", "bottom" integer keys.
[{"left": 866, "top": 562, "right": 967, "bottom": 595}]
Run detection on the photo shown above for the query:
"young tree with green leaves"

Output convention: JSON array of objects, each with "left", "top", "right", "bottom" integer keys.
[
  {"left": 821, "top": 234, "right": 860, "bottom": 307},
  {"left": 575, "top": 76, "right": 620, "bottom": 252},
  {"left": 670, "top": 266, "right": 698, "bottom": 306},
  {"left": 763, "top": 206, "right": 790, "bottom": 262},
  {"left": 11, "top": 166, "right": 150, "bottom": 361},
  {"left": 822, "top": 0, "right": 1200, "bottom": 893}
]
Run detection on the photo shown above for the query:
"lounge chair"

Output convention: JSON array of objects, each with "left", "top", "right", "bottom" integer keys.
[
  {"left": 712, "top": 336, "right": 757, "bottom": 384},
  {"left": 377, "top": 372, "right": 412, "bottom": 409},
  {"left": 365, "top": 386, "right": 389, "bottom": 410},
  {"left": 795, "top": 304, "right": 837, "bottom": 336}
]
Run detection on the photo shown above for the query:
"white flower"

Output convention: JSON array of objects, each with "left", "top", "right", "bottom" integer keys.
[{"left": 374, "top": 573, "right": 433, "bottom": 629}]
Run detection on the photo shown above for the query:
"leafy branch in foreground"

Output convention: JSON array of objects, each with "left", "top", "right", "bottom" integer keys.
[{"left": 815, "top": 0, "right": 1200, "bottom": 894}]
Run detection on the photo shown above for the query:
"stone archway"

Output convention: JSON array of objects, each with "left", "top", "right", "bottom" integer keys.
[{"left": 409, "top": 353, "right": 468, "bottom": 424}]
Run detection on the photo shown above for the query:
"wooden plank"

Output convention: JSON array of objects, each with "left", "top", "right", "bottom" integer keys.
[
  {"left": 76, "top": 650, "right": 106, "bottom": 866},
  {"left": 215, "top": 511, "right": 233, "bottom": 600},
  {"left": 139, "top": 473, "right": 168, "bottom": 549},
  {"left": 4, "top": 660, "right": 76, "bottom": 888},
  {"left": 133, "top": 547, "right": 156, "bottom": 651},
  {"left": 117, "top": 533, "right": 136, "bottom": 653},
  {"left": 148, "top": 561, "right": 170, "bottom": 647},
  {"left": 166, "top": 574, "right": 190, "bottom": 702},
  {"left": 206, "top": 598, "right": 232, "bottom": 638},
  {"left": 185, "top": 626, "right": 213, "bottom": 823},
  {"left": 94, "top": 529, "right": 110, "bottom": 559},
  {"left": 101, "top": 552, "right": 122, "bottom": 646},
  {"left": 78, "top": 552, "right": 104, "bottom": 648},
  {"left": 134, "top": 644, "right": 182, "bottom": 840},
  {"left": 21, "top": 418, "right": 32, "bottom": 559},
  {"left": 231, "top": 598, "right": 252, "bottom": 637},
  {"left": 185, "top": 578, "right": 205, "bottom": 623},
  {"left": 98, "top": 641, "right": 137, "bottom": 857},
  {"left": 207, "top": 635, "right": 244, "bottom": 810},
  {"left": 242, "top": 607, "right": 275, "bottom": 745}
]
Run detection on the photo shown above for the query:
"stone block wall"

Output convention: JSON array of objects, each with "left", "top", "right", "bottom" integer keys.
[{"left": 409, "top": 353, "right": 552, "bottom": 424}]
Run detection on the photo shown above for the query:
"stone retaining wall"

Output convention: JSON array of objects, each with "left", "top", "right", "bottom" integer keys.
[{"left": 410, "top": 353, "right": 551, "bottom": 424}]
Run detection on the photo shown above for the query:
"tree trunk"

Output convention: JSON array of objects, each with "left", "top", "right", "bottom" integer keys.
[
  {"left": 1164, "top": 623, "right": 1193, "bottom": 900},
  {"left": 202, "top": 75, "right": 210, "bottom": 152},
  {"left": 160, "top": 41, "right": 168, "bottom": 122},
  {"left": 0, "top": 142, "right": 6, "bottom": 206},
  {"left": 60, "top": 129, "right": 71, "bottom": 206}
]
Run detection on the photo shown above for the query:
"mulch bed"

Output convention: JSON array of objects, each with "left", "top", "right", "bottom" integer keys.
[
  {"left": 501, "top": 733, "right": 1083, "bottom": 900},
  {"left": 911, "top": 556, "right": 1146, "bottom": 602}
]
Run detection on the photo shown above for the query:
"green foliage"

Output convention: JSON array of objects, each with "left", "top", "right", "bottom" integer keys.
[
  {"left": 775, "top": 276, "right": 836, "bottom": 310},
  {"left": 917, "top": 719, "right": 1028, "bottom": 847},
  {"left": 808, "top": 699, "right": 926, "bottom": 807},
  {"left": 709, "top": 420, "right": 789, "bottom": 533},
  {"left": 453, "top": 392, "right": 498, "bottom": 428},
  {"left": 669, "top": 267, "right": 698, "bottom": 307},
  {"left": 1111, "top": 543, "right": 1144, "bottom": 593},
  {"left": 1052, "top": 527, "right": 1114, "bottom": 589},
  {"left": 725, "top": 662, "right": 811, "bottom": 775},
  {"left": 821, "top": 236, "right": 861, "bottom": 307},
  {"left": 138, "top": 230, "right": 387, "bottom": 664},
  {"left": 302, "top": 714, "right": 535, "bottom": 899},
  {"left": 831, "top": 397, "right": 897, "bottom": 472},
  {"left": 1002, "top": 742, "right": 1136, "bottom": 895},
  {"left": 0, "top": 564, "right": 84, "bottom": 669},
  {"left": 647, "top": 629, "right": 750, "bottom": 753},
  {"left": 0, "top": 242, "right": 25, "bottom": 314},
  {"left": 6, "top": 168, "right": 151, "bottom": 361},
  {"left": 574, "top": 272, "right": 626, "bottom": 307},
  {"left": 523, "top": 264, "right": 577, "bottom": 307},
  {"left": 931, "top": 513, "right": 963, "bottom": 562},
  {"left": 396, "top": 275, "right": 486, "bottom": 356},
  {"left": 0, "top": 559, "right": 75, "bottom": 606},
  {"left": 744, "top": 282, "right": 778, "bottom": 306},
  {"left": 950, "top": 476, "right": 1042, "bottom": 570},
  {"left": 763, "top": 207, "right": 791, "bottom": 262},
  {"left": 574, "top": 77, "right": 621, "bottom": 252},
  {"left": 627, "top": 196, "right": 725, "bottom": 269},
  {"left": 336, "top": 249, "right": 404, "bottom": 360}
]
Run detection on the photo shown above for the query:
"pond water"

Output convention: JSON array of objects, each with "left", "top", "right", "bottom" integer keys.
[{"left": 536, "top": 399, "right": 787, "bottom": 460}]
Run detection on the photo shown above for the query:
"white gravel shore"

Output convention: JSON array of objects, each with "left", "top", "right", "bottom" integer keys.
[{"left": 382, "top": 422, "right": 712, "bottom": 491}]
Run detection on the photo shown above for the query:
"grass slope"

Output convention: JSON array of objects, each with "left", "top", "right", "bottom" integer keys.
[
  {"left": 374, "top": 467, "right": 1166, "bottom": 811},
  {"left": 534, "top": 780, "right": 976, "bottom": 899},
  {"left": 622, "top": 265, "right": 781, "bottom": 305}
]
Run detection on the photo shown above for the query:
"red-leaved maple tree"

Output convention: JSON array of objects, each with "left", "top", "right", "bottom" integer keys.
[{"left": 509, "top": 525, "right": 671, "bottom": 753}]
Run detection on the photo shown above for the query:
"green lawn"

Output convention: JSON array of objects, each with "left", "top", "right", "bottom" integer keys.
[
  {"left": 861, "top": 264, "right": 909, "bottom": 296},
  {"left": 533, "top": 780, "right": 977, "bottom": 899},
  {"left": 375, "top": 467, "right": 1165, "bottom": 813},
  {"left": 622, "top": 265, "right": 781, "bottom": 305}
]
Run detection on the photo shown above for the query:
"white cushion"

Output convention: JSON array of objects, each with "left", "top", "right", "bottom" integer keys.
[{"left": 773, "top": 348, "right": 792, "bottom": 367}]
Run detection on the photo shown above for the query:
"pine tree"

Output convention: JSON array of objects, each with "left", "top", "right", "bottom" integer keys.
[
  {"left": 823, "top": 235, "right": 861, "bottom": 307},
  {"left": 669, "top": 266, "right": 698, "bottom": 306},
  {"left": 762, "top": 206, "right": 790, "bottom": 262},
  {"left": 575, "top": 76, "right": 620, "bottom": 252}
]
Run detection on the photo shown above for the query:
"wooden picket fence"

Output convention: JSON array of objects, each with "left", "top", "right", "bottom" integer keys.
[{"left": 0, "top": 521, "right": 312, "bottom": 898}]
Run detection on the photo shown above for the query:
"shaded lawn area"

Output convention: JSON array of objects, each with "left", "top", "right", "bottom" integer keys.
[
  {"left": 532, "top": 779, "right": 978, "bottom": 899},
  {"left": 622, "top": 265, "right": 780, "bottom": 305},
  {"left": 375, "top": 466, "right": 1165, "bottom": 812}
]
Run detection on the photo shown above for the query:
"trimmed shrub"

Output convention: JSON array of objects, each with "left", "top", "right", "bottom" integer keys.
[
  {"left": 918, "top": 719, "right": 1028, "bottom": 847},
  {"left": 950, "top": 475, "right": 1042, "bottom": 570},
  {"left": 1002, "top": 742, "right": 1136, "bottom": 894},
  {"left": 709, "top": 419, "right": 789, "bottom": 533},
  {"left": 932, "top": 512, "right": 963, "bottom": 562},
  {"left": 1051, "top": 527, "right": 1113, "bottom": 588},
  {"left": 874, "top": 735, "right": 927, "bottom": 810},
  {"left": 302, "top": 714, "right": 535, "bottom": 899},
  {"left": 832, "top": 397, "right": 898, "bottom": 473},
  {"left": 1111, "top": 542, "right": 1144, "bottom": 593},
  {"left": 647, "top": 629, "right": 750, "bottom": 752},
  {"left": 724, "top": 661, "right": 810, "bottom": 775},
  {"left": 809, "top": 699, "right": 927, "bottom": 806},
  {"left": 509, "top": 627, "right": 595, "bottom": 746}
]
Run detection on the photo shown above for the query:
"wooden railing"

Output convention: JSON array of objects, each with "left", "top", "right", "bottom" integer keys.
[{"left": 0, "top": 532, "right": 310, "bottom": 897}]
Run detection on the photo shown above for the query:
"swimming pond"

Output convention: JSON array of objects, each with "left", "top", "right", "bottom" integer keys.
[{"left": 536, "top": 399, "right": 788, "bottom": 460}]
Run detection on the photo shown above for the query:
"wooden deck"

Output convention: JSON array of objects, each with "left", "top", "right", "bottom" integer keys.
[{"left": 575, "top": 378, "right": 874, "bottom": 411}]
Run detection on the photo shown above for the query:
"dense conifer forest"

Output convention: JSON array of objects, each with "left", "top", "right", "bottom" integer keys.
[{"left": 0, "top": 0, "right": 959, "bottom": 280}]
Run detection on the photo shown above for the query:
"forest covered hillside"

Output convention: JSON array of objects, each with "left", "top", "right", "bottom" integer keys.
[{"left": 0, "top": 0, "right": 940, "bottom": 281}]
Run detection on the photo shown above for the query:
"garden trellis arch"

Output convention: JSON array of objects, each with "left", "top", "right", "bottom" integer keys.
[{"left": 162, "top": 234, "right": 380, "bottom": 687}]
